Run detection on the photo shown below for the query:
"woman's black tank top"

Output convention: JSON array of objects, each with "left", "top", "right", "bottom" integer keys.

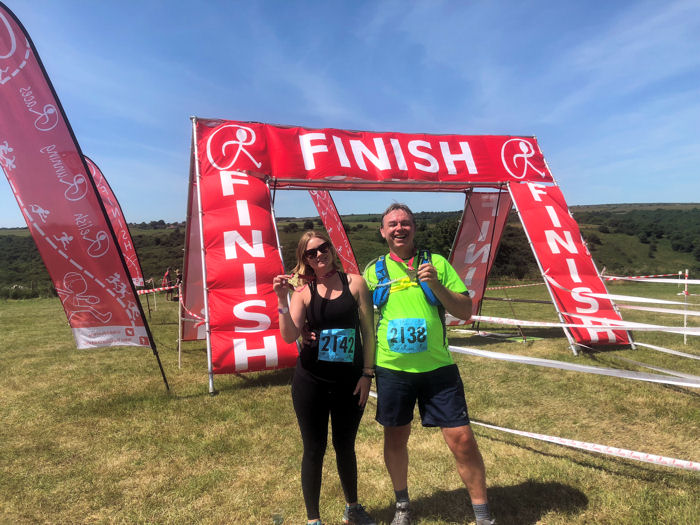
[{"left": 297, "top": 272, "right": 363, "bottom": 384}]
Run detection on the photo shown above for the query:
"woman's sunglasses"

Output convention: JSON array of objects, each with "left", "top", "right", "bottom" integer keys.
[{"left": 304, "top": 241, "right": 331, "bottom": 260}]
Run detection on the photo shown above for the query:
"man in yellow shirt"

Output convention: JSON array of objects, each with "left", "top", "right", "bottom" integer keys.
[{"left": 364, "top": 203, "right": 493, "bottom": 525}]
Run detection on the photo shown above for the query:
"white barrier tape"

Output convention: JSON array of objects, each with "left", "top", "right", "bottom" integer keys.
[
  {"left": 471, "top": 313, "right": 674, "bottom": 333},
  {"left": 613, "top": 356, "right": 700, "bottom": 381},
  {"left": 451, "top": 328, "right": 542, "bottom": 343},
  {"left": 604, "top": 273, "right": 681, "bottom": 281},
  {"left": 448, "top": 345, "right": 700, "bottom": 388},
  {"left": 486, "top": 282, "right": 545, "bottom": 290},
  {"left": 592, "top": 292, "right": 698, "bottom": 306},
  {"left": 367, "top": 388, "right": 699, "bottom": 471},
  {"left": 561, "top": 312, "right": 700, "bottom": 336},
  {"left": 617, "top": 304, "right": 700, "bottom": 317},
  {"left": 179, "top": 294, "right": 205, "bottom": 321},
  {"left": 606, "top": 277, "right": 700, "bottom": 285},
  {"left": 633, "top": 342, "right": 700, "bottom": 361},
  {"left": 482, "top": 296, "right": 551, "bottom": 304},
  {"left": 545, "top": 274, "right": 698, "bottom": 306},
  {"left": 474, "top": 312, "right": 700, "bottom": 338},
  {"left": 471, "top": 314, "right": 593, "bottom": 329},
  {"left": 471, "top": 313, "right": 627, "bottom": 331},
  {"left": 471, "top": 421, "right": 700, "bottom": 472},
  {"left": 136, "top": 285, "right": 178, "bottom": 295},
  {"left": 452, "top": 329, "right": 520, "bottom": 339}
]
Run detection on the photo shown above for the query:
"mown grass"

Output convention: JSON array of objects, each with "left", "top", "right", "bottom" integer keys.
[{"left": 0, "top": 282, "right": 698, "bottom": 524}]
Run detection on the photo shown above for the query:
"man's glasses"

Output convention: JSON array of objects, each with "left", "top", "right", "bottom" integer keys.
[{"left": 304, "top": 241, "right": 331, "bottom": 260}]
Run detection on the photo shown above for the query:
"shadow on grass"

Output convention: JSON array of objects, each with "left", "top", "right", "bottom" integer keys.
[
  {"left": 62, "top": 390, "right": 165, "bottom": 416},
  {"left": 219, "top": 367, "right": 295, "bottom": 391},
  {"left": 370, "top": 481, "right": 587, "bottom": 524},
  {"left": 165, "top": 368, "right": 296, "bottom": 400}
]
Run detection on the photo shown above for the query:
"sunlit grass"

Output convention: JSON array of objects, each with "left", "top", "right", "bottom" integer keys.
[{"left": 0, "top": 289, "right": 698, "bottom": 524}]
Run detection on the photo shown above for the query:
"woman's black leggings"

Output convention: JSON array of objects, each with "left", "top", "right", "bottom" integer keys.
[{"left": 291, "top": 371, "right": 364, "bottom": 520}]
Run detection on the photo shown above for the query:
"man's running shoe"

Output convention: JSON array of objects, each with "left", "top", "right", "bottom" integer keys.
[{"left": 390, "top": 501, "right": 411, "bottom": 525}]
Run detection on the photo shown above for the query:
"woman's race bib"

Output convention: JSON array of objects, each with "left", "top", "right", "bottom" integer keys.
[
  {"left": 318, "top": 328, "right": 356, "bottom": 363},
  {"left": 387, "top": 318, "right": 427, "bottom": 354}
]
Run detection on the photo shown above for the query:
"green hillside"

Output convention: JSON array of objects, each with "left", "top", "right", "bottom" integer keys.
[{"left": 2, "top": 205, "right": 700, "bottom": 298}]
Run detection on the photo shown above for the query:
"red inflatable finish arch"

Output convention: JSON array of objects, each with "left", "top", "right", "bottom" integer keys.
[{"left": 182, "top": 118, "right": 629, "bottom": 392}]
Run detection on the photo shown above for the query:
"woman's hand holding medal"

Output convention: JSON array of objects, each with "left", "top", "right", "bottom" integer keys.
[{"left": 273, "top": 273, "right": 313, "bottom": 297}]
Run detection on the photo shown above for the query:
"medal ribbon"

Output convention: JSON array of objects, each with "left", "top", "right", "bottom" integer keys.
[{"left": 389, "top": 252, "right": 416, "bottom": 270}]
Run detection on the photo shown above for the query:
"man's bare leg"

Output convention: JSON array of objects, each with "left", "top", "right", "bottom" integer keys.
[
  {"left": 383, "top": 423, "right": 412, "bottom": 490},
  {"left": 441, "top": 425, "right": 488, "bottom": 504}
]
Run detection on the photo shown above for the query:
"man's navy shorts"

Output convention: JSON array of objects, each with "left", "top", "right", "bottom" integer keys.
[{"left": 375, "top": 364, "right": 470, "bottom": 428}]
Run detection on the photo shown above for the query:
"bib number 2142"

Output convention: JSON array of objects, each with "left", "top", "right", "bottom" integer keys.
[{"left": 318, "top": 328, "right": 356, "bottom": 363}]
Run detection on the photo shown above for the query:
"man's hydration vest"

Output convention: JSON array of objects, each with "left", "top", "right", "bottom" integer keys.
[{"left": 372, "top": 249, "right": 441, "bottom": 308}]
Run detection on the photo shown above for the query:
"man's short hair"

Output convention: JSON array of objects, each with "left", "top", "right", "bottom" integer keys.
[{"left": 381, "top": 203, "right": 415, "bottom": 227}]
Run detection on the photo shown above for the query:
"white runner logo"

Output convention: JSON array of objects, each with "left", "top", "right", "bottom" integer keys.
[
  {"left": 206, "top": 124, "right": 262, "bottom": 170},
  {"left": 501, "top": 138, "right": 546, "bottom": 179},
  {"left": 0, "top": 140, "right": 15, "bottom": 170},
  {"left": 0, "top": 12, "right": 30, "bottom": 86},
  {"left": 0, "top": 12, "right": 16, "bottom": 60},
  {"left": 57, "top": 272, "right": 113, "bottom": 324}
]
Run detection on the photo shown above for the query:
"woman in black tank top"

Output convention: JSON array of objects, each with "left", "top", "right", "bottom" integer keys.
[
  {"left": 298, "top": 272, "right": 364, "bottom": 381},
  {"left": 273, "top": 231, "right": 376, "bottom": 525}
]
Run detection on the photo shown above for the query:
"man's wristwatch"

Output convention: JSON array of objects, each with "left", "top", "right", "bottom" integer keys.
[{"left": 278, "top": 306, "right": 289, "bottom": 314}]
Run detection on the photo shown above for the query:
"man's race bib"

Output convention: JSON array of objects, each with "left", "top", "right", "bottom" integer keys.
[
  {"left": 387, "top": 318, "right": 427, "bottom": 354},
  {"left": 318, "top": 328, "right": 356, "bottom": 363}
]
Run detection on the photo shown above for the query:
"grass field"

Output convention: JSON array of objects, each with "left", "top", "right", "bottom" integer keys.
[{"left": 1, "top": 281, "right": 699, "bottom": 524}]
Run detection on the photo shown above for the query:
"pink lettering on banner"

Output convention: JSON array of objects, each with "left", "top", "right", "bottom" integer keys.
[
  {"left": 19, "top": 85, "right": 58, "bottom": 131},
  {"left": 84, "top": 156, "right": 144, "bottom": 287},
  {"left": 509, "top": 182, "right": 628, "bottom": 345},
  {"left": 308, "top": 190, "right": 360, "bottom": 275},
  {"left": 449, "top": 191, "right": 512, "bottom": 323},
  {"left": 39, "top": 145, "right": 88, "bottom": 201}
]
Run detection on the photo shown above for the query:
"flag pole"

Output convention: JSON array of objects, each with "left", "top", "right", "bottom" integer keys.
[{"left": 191, "top": 117, "right": 217, "bottom": 396}]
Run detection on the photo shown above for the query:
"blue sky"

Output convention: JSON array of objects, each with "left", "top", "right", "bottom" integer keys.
[{"left": 1, "top": 0, "right": 699, "bottom": 227}]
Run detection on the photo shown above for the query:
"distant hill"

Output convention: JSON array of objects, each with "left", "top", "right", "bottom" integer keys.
[
  {"left": 570, "top": 203, "right": 700, "bottom": 213},
  {"left": 2, "top": 205, "right": 699, "bottom": 298}
]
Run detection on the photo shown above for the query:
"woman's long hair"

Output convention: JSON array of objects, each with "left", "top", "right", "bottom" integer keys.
[{"left": 291, "top": 230, "right": 338, "bottom": 277}]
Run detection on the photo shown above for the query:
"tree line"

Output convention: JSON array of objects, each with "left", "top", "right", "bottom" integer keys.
[{"left": 2, "top": 206, "right": 699, "bottom": 298}]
